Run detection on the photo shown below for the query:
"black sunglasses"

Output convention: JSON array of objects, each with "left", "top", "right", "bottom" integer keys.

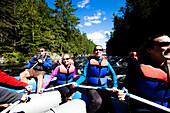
[
  {"left": 154, "top": 42, "right": 170, "bottom": 47},
  {"left": 94, "top": 49, "right": 103, "bottom": 51},
  {"left": 40, "top": 50, "right": 44, "bottom": 52},
  {"left": 62, "top": 58, "right": 70, "bottom": 60}
]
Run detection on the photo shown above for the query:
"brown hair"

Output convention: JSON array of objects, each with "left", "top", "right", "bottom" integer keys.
[
  {"left": 93, "top": 45, "right": 103, "bottom": 52},
  {"left": 140, "top": 34, "right": 167, "bottom": 52},
  {"left": 140, "top": 33, "right": 168, "bottom": 60},
  {"left": 62, "top": 54, "right": 71, "bottom": 59}
]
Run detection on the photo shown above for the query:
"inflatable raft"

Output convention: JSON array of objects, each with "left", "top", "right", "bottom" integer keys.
[
  {"left": 1, "top": 75, "right": 128, "bottom": 113},
  {"left": 0, "top": 74, "right": 88, "bottom": 113},
  {"left": 9, "top": 90, "right": 86, "bottom": 113}
]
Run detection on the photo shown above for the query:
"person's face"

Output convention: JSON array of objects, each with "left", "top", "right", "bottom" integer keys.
[
  {"left": 147, "top": 35, "right": 170, "bottom": 61},
  {"left": 40, "top": 49, "right": 46, "bottom": 55},
  {"left": 62, "top": 55, "right": 71, "bottom": 66},
  {"left": 94, "top": 46, "right": 103, "bottom": 57}
]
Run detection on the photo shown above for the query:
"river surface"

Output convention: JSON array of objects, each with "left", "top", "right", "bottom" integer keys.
[
  {"left": 0, "top": 56, "right": 128, "bottom": 75},
  {"left": 0, "top": 56, "right": 128, "bottom": 88}
]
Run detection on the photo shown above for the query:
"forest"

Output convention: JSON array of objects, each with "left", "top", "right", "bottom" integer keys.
[
  {"left": 107, "top": 0, "right": 170, "bottom": 55},
  {"left": 0, "top": 0, "right": 96, "bottom": 63},
  {"left": 1, "top": 0, "right": 170, "bottom": 63}
]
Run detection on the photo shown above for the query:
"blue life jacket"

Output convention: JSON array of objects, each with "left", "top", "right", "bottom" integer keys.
[
  {"left": 136, "top": 62, "right": 170, "bottom": 107},
  {"left": 31, "top": 53, "right": 48, "bottom": 71},
  {"left": 57, "top": 64, "right": 75, "bottom": 85},
  {"left": 87, "top": 56, "right": 108, "bottom": 86}
]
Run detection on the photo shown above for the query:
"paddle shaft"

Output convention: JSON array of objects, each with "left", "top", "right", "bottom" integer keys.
[
  {"left": 1, "top": 100, "right": 21, "bottom": 113},
  {"left": 78, "top": 84, "right": 113, "bottom": 91},
  {"left": 31, "top": 62, "right": 38, "bottom": 69},
  {"left": 1, "top": 83, "right": 71, "bottom": 112},
  {"left": 77, "top": 85, "right": 170, "bottom": 112},
  {"left": 126, "top": 93, "right": 170, "bottom": 112},
  {"left": 44, "top": 83, "right": 72, "bottom": 92},
  {"left": 31, "top": 53, "right": 48, "bottom": 69}
]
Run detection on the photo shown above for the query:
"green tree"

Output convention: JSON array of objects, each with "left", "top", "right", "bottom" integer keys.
[
  {"left": 107, "top": 0, "right": 170, "bottom": 55},
  {"left": 0, "top": 0, "right": 95, "bottom": 63}
]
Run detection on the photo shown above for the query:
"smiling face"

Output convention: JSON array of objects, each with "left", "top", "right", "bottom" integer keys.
[
  {"left": 147, "top": 35, "right": 170, "bottom": 64},
  {"left": 93, "top": 45, "right": 103, "bottom": 58},
  {"left": 40, "top": 48, "right": 46, "bottom": 55},
  {"left": 62, "top": 54, "right": 71, "bottom": 66}
]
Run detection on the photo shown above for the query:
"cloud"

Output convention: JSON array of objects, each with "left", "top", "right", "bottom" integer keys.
[
  {"left": 87, "top": 31, "right": 109, "bottom": 49},
  {"left": 84, "top": 10, "right": 105, "bottom": 26},
  {"left": 103, "top": 17, "right": 107, "bottom": 21},
  {"left": 78, "top": 24, "right": 83, "bottom": 27},
  {"left": 87, "top": 32, "right": 105, "bottom": 41},
  {"left": 84, "top": 15, "right": 100, "bottom": 20},
  {"left": 77, "top": 0, "right": 90, "bottom": 8},
  {"left": 84, "top": 22, "right": 92, "bottom": 26},
  {"left": 90, "top": 20, "right": 101, "bottom": 24},
  {"left": 104, "top": 31, "right": 110, "bottom": 35}
]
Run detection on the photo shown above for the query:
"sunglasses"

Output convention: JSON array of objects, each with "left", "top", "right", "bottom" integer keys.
[
  {"left": 154, "top": 42, "right": 170, "bottom": 47},
  {"left": 94, "top": 49, "right": 103, "bottom": 51},
  {"left": 40, "top": 50, "right": 45, "bottom": 52},
  {"left": 62, "top": 58, "right": 70, "bottom": 60}
]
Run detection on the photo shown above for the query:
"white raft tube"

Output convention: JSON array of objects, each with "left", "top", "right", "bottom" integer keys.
[
  {"left": 9, "top": 90, "right": 62, "bottom": 113},
  {"left": 46, "top": 99, "right": 86, "bottom": 113}
]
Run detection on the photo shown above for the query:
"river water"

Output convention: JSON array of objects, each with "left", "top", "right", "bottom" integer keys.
[{"left": 0, "top": 56, "right": 128, "bottom": 88}]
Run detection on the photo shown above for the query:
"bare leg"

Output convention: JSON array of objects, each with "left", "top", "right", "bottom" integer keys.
[
  {"left": 20, "top": 71, "right": 29, "bottom": 84},
  {"left": 36, "top": 74, "right": 44, "bottom": 93}
]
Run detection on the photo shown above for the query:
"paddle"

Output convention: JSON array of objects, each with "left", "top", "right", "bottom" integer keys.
[
  {"left": 39, "top": 82, "right": 73, "bottom": 93},
  {"left": 31, "top": 52, "right": 48, "bottom": 69},
  {"left": 1, "top": 100, "right": 22, "bottom": 113},
  {"left": 76, "top": 84, "right": 170, "bottom": 112},
  {"left": 31, "top": 62, "right": 38, "bottom": 69},
  {"left": 1, "top": 83, "right": 71, "bottom": 113},
  {"left": 126, "top": 93, "right": 170, "bottom": 112}
]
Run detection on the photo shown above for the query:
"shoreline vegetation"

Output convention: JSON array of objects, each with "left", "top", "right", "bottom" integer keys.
[{"left": 0, "top": 0, "right": 96, "bottom": 63}]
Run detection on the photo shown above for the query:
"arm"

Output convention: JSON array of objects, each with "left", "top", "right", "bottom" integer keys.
[
  {"left": 43, "top": 57, "right": 53, "bottom": 68},
  {"left": 108, "top": 62, "right": 118, "bottom": 88},
  {"left": 25, "top": 56, "right": 34, "bottom": 69},
  {"left": 42, "top": 66, "right": 59, "bottom": 89},
  {"left": 0, "top": 71, "right": 28, "bottom": 89},
  {"left": 0, "top": 88, "right": 23, "bottom": 104},
  {"left": 75, "top": 62, "right": 89, "bottom": 85},
  {"left": 73, "top": 67, "right": 79, "bottom": 79}
]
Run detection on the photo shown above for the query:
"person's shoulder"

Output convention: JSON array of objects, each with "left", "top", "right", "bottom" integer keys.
[
  {"left": 101, "top": 56, "right": 107, "bottom": 60},
  {"left": 88, "top": 55, "right": 95, "bottom": 60}
]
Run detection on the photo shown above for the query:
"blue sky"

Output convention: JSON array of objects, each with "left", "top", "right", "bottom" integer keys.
[{"left": 46, "top": 0, "right": 126, "bottom": 49}]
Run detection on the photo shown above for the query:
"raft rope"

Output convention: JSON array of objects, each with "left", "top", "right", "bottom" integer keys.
[{"left": 77, "top": 84, "right": 170, "bottom": 112}]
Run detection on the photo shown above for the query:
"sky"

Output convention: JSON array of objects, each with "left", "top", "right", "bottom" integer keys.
[{"left": 46, "top": 0, "right": 126, "bottom": 49}]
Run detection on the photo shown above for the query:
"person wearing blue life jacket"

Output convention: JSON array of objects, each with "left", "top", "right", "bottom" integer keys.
[
  {"left": 20, "top": 48, "right": 52, "bottom": 93},
  {"left": 72, "top": 45, "right": 118, "bottom": 113},
  {"left": 118, "top": 33, "right": 170, "bottom": 113}
]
